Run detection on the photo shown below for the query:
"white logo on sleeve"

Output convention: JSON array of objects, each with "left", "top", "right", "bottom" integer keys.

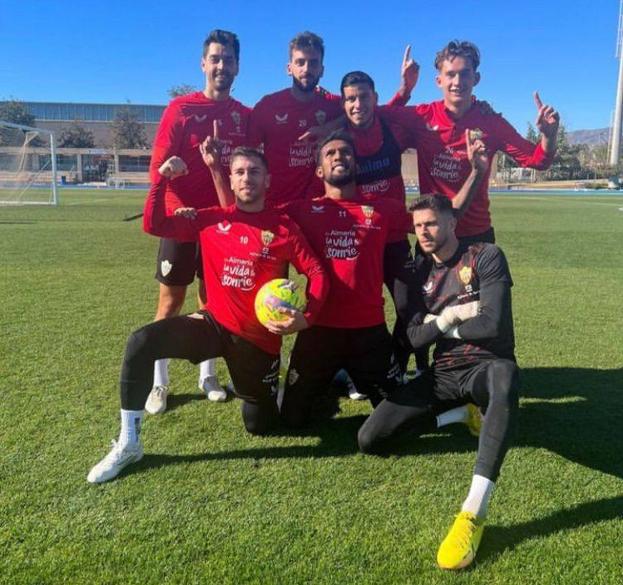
[{"left": 161, "top": 260, "right": 173, "bottom": 277}]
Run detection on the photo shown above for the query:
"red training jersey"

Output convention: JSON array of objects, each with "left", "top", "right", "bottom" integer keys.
[
  {"left": 143, "top": 180, "right": 329, "bottom": 355},
  {"left": 248, "top": 88, "right": 410, "bottom": 203},
  {"left": 383, "top": 99, "right": 554, "bottom": 237},
  {"left": 247, "top": 87, "right": 343, "bottom": 202},
  {"left": 282, "top": 196, "right": 411, "bottom": 329},
  {"left": 149, "top": 91, "right": 250, "bottom": 214}
]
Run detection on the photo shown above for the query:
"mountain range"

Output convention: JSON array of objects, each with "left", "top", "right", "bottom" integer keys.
[{"left": 567, "top": 128, "right": 609, "bottom": 146}]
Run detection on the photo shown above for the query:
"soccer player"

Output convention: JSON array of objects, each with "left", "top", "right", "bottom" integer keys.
[
  {"left": 386, "top": 40, "right": 560, "bottom": 243},
  {"left": 87, "top": 147, "right": 329, "bottom": 484},
  {"left": 276, "top": 131, "right": 415, "bottom": 425},
  {"left": 146, "top": 29, "right": 250, "bottom": 412},
  {"left": 247, "top": 33, "right": 417, "bottom": 203},
  {"left": 340, "top": 70, "right": 486, "bottom": 380},
  {"left": 357, "top": 193, "right": 519, "bottom": 570}
]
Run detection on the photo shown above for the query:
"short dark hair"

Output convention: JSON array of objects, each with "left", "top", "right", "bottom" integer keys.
[
  {"left": 409, "top": 193, "right": 454, "bottom": 216},
  {"left": 230, "top": 147, "right": 269, "bottom": 171},
  {"left": 203, "top": 29, "right": 240, "bottom": 63},
  {"left": 289, "top": 31, "right": 325, "bottom": 61},
  {"left": 315, "top": 130, "right": 355, "bottom": 165},
  {"left": 340, "top": 71, "right": 375, "bottom": 96},
  {"left": 434, "top": 40, "right": 480, "bottom": 72}
]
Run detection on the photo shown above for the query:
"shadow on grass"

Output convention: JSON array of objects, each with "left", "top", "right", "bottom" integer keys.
[
  {"left": 165, "top": 392, "right": 205, "bottom": 411},
  {"left": 519, "top": 367, "right": 623, "bottom": 480},
  {"left": 480, "top": 495, "right": 623, "bottom": 566}
]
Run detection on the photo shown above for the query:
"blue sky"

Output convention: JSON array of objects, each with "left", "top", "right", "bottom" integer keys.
[{"left": 1, "top": 0, "right": 619, "bottom": 132}]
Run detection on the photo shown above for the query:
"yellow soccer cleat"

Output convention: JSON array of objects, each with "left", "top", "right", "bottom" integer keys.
[
  {"left": 437, "top": 511, "right": 485, "bottom": 570},
  {"left": 465, "top": 403, "right": 483, "bottom": 437}
]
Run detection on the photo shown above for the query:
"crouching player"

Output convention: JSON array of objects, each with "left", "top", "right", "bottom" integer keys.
[
  {"left": 87, "top": 147, "right": 328, "bottom": 484},
  {"left": 357, "top": 194, "right": 519, "bottom": 569}
]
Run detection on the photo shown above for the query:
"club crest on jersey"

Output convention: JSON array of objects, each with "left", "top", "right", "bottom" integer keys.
[
  {"left": 261, "top": 230, "right": 275, "bottom": 246},
  {"left": 298, "top": 119, "right": 307, "bottom": 128},
  {"left": 288, "top": 368, "right": 300, "bottom": 386},
  {"left": 217, "top": 221, "right": 232, "bottom": 234},
  {"left": 231, "top": 111, "right": 242, "bottom": 133},
  {"left": 361, "top": 205, "right": 374, "bottom": 225},
  {"left": 361, "top": 205, "right": 374, "bottom": 218},
  {"left": 315, "top": 110, "right": 326, "bottom": 125},
  {"left": 275, "top": 113, "right": 288, "bottom": 124},
  {"left": 459, "top": 266, "right": 473, "bottom": 285},
  {"left": 193, "top": 114, "right": 208, "bottom": 124},
  {"left": 161, "top": 260, "right": 173, "bottom": 277}
]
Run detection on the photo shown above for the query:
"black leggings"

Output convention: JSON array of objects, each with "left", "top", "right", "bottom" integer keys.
[
  {"left": 357, "top": 359, "right": 519, "bottom": 481},
  {"left": 120, "top": 312, "right": 280, "bottom": 435}
]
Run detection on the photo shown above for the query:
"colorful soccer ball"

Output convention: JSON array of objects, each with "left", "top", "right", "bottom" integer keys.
[{"left": 254, "top": 279, "right": 307, "bottom": 326}]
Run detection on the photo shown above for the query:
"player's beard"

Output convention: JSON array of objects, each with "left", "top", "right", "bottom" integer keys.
[
  {"left": 292, "top": 75, "right": 319, "bottom": 94},
  {"left": 212, "top": 72, "right": 234, "bottom": 92},
  {"left": 325, "top": 169, "right": 355, "bottom": 187}
]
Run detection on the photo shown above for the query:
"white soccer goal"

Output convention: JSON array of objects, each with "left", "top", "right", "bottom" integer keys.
[{"left": 0, "top": 120, "right": 58, "bottom": 205}]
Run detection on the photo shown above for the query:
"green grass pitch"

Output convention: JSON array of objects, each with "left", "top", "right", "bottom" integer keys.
[{"left": 1, "top": 190, "right": 622, "bottom": 584}]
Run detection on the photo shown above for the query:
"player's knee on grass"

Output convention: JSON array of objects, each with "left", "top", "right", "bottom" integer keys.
[{"left": 241, "top": 399, "right": 279, "bottom": 435}]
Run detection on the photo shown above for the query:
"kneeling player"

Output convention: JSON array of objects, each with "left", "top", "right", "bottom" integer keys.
[
  {"left": 357, "top": 194, "right": 519, "bottom": 569},
  {"left": 87, "top": 148, "right": 328, "bottom": 484}
]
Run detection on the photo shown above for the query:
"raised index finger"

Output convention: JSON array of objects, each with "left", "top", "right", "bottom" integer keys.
[
  {"left": 213, "top": 119, "right": 219, "bottom": 140},
  {"left": 533, "top": 91, "right": 543, "bottom": 111},
  {"left": 403, "top": 44, "right": 411, "bottom": 64}
]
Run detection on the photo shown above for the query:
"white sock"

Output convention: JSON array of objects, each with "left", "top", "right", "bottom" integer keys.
[
  {"left": 119, "top": 409, "right": 144, "bottom": 446},
  {"left": 199, "top": 359, "right": 216, "bottom": 383},
  {"left": 153, "top": 359, "right": 169, "bottom": 387},
  {"left": 436, "top": 405, "right": 468, "bottom": 428},
  {"left": 461, "top": 474, "right": 495, "bottom": 518}
]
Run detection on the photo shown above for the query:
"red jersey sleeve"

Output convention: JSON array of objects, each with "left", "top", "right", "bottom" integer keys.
[
  {"left": 377, "top": 104, "right": 428, "bottom": 148},
  {"left": 492, "top": 114, "right": 554, "bottom": 170},
  {"left": 149, "top": 102, "right": 185, "bottom": 184},
  {"left": 386, "top": 91, "right": 409, "bottom": 107},
  {"left": 143, "top": 178, "right": 200, "bottom": 241},
  {"left": 285, "top": 219, "right": 330, "bottom": 325}
]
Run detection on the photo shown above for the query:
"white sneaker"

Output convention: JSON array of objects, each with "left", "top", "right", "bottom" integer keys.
[
  {"left": 145, "top": 385, "right": 169, "bottom": 415},
  {"left": 200, "top": 376, "right": 228, "bottom": 402},
  {"left": 345, "top": 373, "right": 367, "bottom": 401},
  {"left": 87, "top": 440, "right": 144, "bottom": 484}
]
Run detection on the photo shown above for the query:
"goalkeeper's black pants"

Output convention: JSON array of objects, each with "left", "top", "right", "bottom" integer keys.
[
  {"left": 357, "top": 358, "right": 519, "bottom": 481},
  {"left": 120, "top": 311, "right": 280, "bottom": 435}
]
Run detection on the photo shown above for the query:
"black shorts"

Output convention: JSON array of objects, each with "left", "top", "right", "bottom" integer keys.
[
  {"left": 281, "top": 324, "right": 401, "bottom": 425},
  {"left": 155, "top": 238, "right": 203, "bottom": 286},
  {"left": 395, "top": 359, "right": 509, "bottom": 413}
]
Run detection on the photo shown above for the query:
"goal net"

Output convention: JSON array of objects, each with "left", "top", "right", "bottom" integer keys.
[{"left": 0, "top": 121, "right": 58, "bottom": 205}]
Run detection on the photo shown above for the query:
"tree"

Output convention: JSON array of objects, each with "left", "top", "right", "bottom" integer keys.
[
  {"left": 168, "top": 84, "right": 198, "bottom": 98},
  {"left": 0, "top": 99, "right": 36, "bottom": 127},
  {"left": 546, "top": 124, "right": 584, "bottom": 180},
  {"left": 111, "top": 107, "right": 148, "bottom": 149},
  {"left": 58, "top": 122, "right": 95, "bottom": 148},
  {"left": 526, "top": 122, "right": 539, "bottom": 144}
]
